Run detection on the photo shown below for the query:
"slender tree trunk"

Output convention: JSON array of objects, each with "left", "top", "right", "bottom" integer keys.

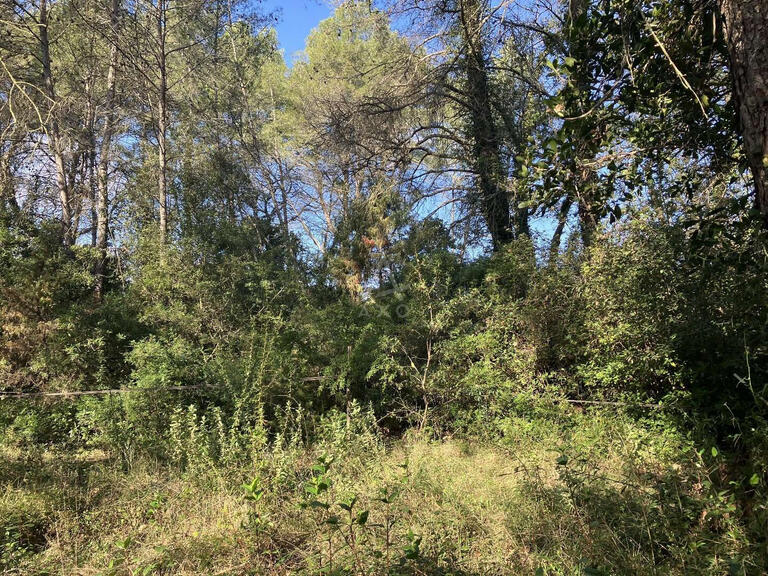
[
  {"left": 549, "top": 195, "right": 573, "bottom": 264},
  {"left": 577, "top": 172, "right": 598, "bottom": 247},
  {"left": 516, "top": 204, "right": 530, "bottom": 238},
  {"left": 157, "top": 0, "right": 168, "bottom": 243},
  {"left": 460, "top": 0, "right": 513, "bottom": 251},
  {"left": 1, "top": 144, "right": 19, "bottom": 213},
  {"left": 719, "top": 0, "right": 768, "bottom": 227},
  {"left": 158, "top": 102, "right": 168, "bottom": 243},
  {"left": 95, "top": 0, "right": 120, "bottom": 298},
  {"left": 84, "top": 79, "right": 97, "bottom": 247},
  {"left": 39, "top": 0, "right": 73, "bottom": 244},
  {"left": 89, "top": 148, "right": 97, "bottom": 246},
  {"left": 71, "top": 150, "right": 87, "bottom": 238}
]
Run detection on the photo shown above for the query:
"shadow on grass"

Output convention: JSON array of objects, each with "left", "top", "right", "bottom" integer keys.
[
  {"left": 511, "top": 462, "right": 761, "bottom": 576},
  {"left": 0, "top": 446, "right": 115, "bottom": 568}
]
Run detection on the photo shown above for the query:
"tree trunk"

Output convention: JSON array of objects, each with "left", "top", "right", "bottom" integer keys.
[
  {"left": 549, "top": 195, "right": 573, "bottom": 264},
  {"left": 95, "top": 0, "right": 120, "bottom": 299},
  {"left": 1, "top": 144, "right": 19, "bottom": 214},
  {"left": 39, "top": 0, "right": 73, "bottom": 244},
  {"left": 577, "top": 173, "right": 598, "bottom": 247},
  {"left": 84, "top": 79, "right": 97, "bottom": 248},
  {"left": 565, "top": 0, "right": 601, "bottom": 248},
  {"left": 158, "top": 99, "right": 168, "bottom": 243},
  {"left": 719, "top": 0, "right": 768, "bottom": 227},
  {"left": 157, "top": 0, "right": 168, "bottom": 243},
  {"left": 460, "top": 0, "right": 513, "bottom": 251}
]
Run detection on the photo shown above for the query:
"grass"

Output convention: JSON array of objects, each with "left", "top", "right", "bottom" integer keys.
[{"left": 1, "top": 406, "right": 764, "bottom": 575}]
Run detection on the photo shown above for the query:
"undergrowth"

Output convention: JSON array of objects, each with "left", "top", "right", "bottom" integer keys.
[{"left": 2, "top": 403, "right": 765, "bottom": 575}]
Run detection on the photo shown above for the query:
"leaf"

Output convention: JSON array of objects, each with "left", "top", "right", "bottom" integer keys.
[
  {"left": 556, "top": 455, "right": 569, "bottom": 466},
  {"left": 356, "top": 510, "right": 369, "bottom": 525},
  {"left": 545, "top": 138, "right": 559, "bottom": 154},
  {"left": 711, "top": 447, "right": 718, "bottom": 458},
  {"left": 402, "top": 531, "right": 422, "bottom": 560},
  {"left": 378, "top": 486, "right": 400, "bottom": 504},
  {"left": 244, "top": 489, "right": 263, "bottom": 502},
  {"left": 749, "top": 473, "right": 760, "bottom": 486}
]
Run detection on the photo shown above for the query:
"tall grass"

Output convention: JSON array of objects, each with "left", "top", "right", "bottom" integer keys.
[{"left": 2, "top": 404, "right": 764, "bottom": 575}]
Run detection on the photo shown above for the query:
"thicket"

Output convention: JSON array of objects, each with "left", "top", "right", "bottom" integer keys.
[
  {"left": 2, "top": 0, "right": 768, "bottom": 573},
  {"left": 3, "top": 206, "right": 766, "bottom": 448},
  {"left": 2, "top": 203, "right": 767, "bottom": 573}
]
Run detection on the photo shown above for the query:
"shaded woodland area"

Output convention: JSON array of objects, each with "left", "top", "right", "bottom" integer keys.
[{"left": 1, "top": 0, "right": 767, "bottom": 574}]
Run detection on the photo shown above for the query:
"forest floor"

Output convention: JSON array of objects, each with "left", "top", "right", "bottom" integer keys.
[{"left": 0, "top": 407, "right": 757, "bottom": 575}]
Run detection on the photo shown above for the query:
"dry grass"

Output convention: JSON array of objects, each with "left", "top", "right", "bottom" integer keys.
[{"left": 1, "top": 412, "right": 761, "bottom": 575}]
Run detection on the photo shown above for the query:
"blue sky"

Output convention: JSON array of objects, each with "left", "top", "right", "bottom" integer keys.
[{"left": 261, "top": 0, "right": 332, "bottom": 64}]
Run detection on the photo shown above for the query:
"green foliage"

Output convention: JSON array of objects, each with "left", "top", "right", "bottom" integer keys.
[
  {"left": 0, "top": 219, "right": 101, "bottom": 392},
  {"left": 0, "top": 217, "right": 140, "bottom": 447},
  {"left": 2, "top": 0, "right": 768, "bottom": 573},
  {"left": 575, "top": 221, "right": 689, "bottom": 397}
]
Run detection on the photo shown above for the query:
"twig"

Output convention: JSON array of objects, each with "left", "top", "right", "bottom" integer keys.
[{"left": 645, "top": 23, "right": 709, "bottom": 119}]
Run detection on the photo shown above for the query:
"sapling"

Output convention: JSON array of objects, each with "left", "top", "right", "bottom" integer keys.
[
  {"left": 302, "top": 454, "right": 335, "bottom": 571},
  {"left": 242, "top": 476, "right": 267, "bottom": 530}
]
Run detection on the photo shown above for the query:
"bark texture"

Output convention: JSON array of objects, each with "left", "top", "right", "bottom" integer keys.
[
  {"left": 720, "top": 0, "right": 768, "bottom": 226},
  {"left": 156, "top": 0, "right": 169, "bottom": 243},
  {"left": 95, "top": 0, "right": 120, "bottom": 298},
  {"left": 39, "top": 0, "right": 73, "bottom": 243},
  {"left": 460, "top": 0, "right": 513, "bottom": 251}
]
